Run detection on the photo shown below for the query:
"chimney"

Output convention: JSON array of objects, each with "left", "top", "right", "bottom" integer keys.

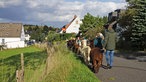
[{"left": 74, "top": 15, "right": 77, "bottom": 19}]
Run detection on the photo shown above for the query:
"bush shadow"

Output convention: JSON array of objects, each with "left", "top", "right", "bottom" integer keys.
[{"left": 115, "top": 51, "right": 146, "bottom": 60}]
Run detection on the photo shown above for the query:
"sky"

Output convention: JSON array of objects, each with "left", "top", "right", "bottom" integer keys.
[{"left": 0, "top": 0, "right": 127, "bottom": 27}]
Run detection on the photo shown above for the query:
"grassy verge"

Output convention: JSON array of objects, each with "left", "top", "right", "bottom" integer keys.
[{"left": 42, "top": 42, "right": 100, "bottom": 82}]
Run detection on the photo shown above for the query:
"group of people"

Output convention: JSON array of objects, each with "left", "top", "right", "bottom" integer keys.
[
  {"left": 75, "top": 36, "right": 91, "bottom": 64},
  {"left": 68, "top": 20, "right": 117, "bottom": 69},
  {"left": 93, "top": 20, "right": 118, "bottom": 69}
]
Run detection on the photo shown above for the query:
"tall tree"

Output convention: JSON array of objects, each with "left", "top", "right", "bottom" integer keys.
[
  {"left": 43, "top": 25, "right": 49, "bottom": 35},
  {"left": 119, "top": 0, "right": 146, "bottom": 50},
  {"left": 80, "top": 13, "right": 106, "bottom": 38},
  {"left": 118, "top": 9, "right": 135, "bottom": 42},
  {"left": 130, "top": 0, "right": 146, "bottom": 50},
  {"left": 27, "top": 26, "right": 33, "bottom": 34}
]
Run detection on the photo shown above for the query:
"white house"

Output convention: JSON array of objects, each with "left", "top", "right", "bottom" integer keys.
[
  {"left": 25, "top": 34, "right": 30, "bottom": 41},
  {"left": 60, "top": 15, "right": 82, "bottom": 34},
  {"left": 0, "top": 23, "right": 25, "bottom": 49}
]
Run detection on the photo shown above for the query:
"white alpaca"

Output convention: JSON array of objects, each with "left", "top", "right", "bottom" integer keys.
[{"left": 80, "top": 39, "right": 91, "bottom": 64}]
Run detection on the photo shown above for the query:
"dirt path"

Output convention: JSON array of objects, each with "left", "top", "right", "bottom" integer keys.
[{"left": 96, "top": 53, "right": 146, "bottom": 82}]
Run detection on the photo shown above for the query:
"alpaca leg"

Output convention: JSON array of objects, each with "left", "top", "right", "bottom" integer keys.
[
  {"left": 100, "top": 54, "right": 103, "bottom": 66},
  {"left": 87, "top": 47, "right": 91, "bottom": 62},
  {"left": 93, "top": 60, "right": 98, "bottom": 73}
]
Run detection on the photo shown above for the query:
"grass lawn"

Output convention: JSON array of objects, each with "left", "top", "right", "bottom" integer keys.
[
  {"left": 0, "top": 46, "right": 42, "bottom": 59},
  {"left": 0, "top": 46, "right": 47, "bottom": 82}
]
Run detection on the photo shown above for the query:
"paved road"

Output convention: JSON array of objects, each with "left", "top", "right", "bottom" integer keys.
[{"left": 96, "top": 53, "right": 146, "bottom": 82}]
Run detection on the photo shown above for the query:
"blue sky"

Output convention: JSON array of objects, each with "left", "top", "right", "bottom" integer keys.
[{"left": 0, "top": 0, "right": 127, "bottom": 27}]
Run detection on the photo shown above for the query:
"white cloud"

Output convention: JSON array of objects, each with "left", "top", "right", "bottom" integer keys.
[
  {"left": 82, "top": 1, "right": 126, "bottom": 16},
  {"left": 0, "top": 2, "right": 4, "bottom": 8},
  {"left": 26, "top": 0, "right": 39, "bottom": 8},
  {"left": 26, "top": 0, "right": 64, "bottom": 8},
  {"left": 0, "top": 0, "right": 22, "bottom": 8},
  {"left": 53, "top": 1, "right": 84, "bottom": 21},
  {"left": 57, "top": 1, "right": 83, "bottom": 11},
  {"left": 0, "top": 0, "right": 127, "bottom": 27}
]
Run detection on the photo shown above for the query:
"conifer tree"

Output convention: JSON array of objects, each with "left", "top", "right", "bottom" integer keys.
[
  {"left": 119, "top": 0, "right": 146, "bottom": 50},
  {"left": 130, "top": 0, "right": 146, "bottom": 50}
]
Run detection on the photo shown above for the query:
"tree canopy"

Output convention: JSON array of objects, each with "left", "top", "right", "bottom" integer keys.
[
  {"left": 118, "top": 0, "right": 146, "bottom": 50},
  {"left": 131, "top": 0, "right": 146, "bottom": 50},
  {"left": 80, "top": 13, "right": 107, "bottom": 39}
]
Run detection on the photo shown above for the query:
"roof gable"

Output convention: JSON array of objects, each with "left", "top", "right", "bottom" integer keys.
[
  {"left": 64, "top": 15, "right": 77, "bottom": 30},
  {"left": 0, "top": 23, "right": 22, "bottom": 37}
]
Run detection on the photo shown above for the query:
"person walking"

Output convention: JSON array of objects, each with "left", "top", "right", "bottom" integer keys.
[
  {"left": 103, "top": 21, "right": 117, "bottom": 69},
  {"left": 93, "top": 33, "right": 104, "bottom": 53},
  {"left": 75, "top": 36, "right": 82, "bottom": 54}
]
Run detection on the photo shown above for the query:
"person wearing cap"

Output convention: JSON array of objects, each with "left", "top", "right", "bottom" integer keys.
[
  {"left": 94, "top": 33, "right": 104, "bottom": 50},
  {"left": 103, "top": 20, "right": 118, "bottom": 69}
]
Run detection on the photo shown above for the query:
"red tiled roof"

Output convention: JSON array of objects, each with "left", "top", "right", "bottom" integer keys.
[{"left": 62, "top": 15, "right": 77, "bottom": 31}]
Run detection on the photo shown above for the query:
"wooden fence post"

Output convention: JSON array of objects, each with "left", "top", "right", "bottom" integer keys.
[
  {"left": 16, "top": 70, "right": 19, "bottom": 82},
  {"left": 16, "top": 53, "right": 24, "bottom": 82},
  {"left": 21, "top": 53, "right": 24, "bottom": 82}
]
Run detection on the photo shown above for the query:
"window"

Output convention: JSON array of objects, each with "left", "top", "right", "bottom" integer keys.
[{"left": 2, "top": 39, "right": 5, "bottom": 44}]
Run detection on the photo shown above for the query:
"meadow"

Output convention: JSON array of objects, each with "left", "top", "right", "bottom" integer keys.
[
  {"left": 0, "top": 46, "right": 47, "bottom": 82},
  {"left": 0, "top": 42, "right": 100, "bottom": 82}
]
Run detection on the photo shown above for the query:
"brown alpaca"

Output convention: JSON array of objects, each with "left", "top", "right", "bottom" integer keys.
[{"left": 90, "top": 47, "right": 103, "bottom": 73}]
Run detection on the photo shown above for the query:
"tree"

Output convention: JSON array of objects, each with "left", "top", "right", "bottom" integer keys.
[
  {"left": 102, "top": 16, "right": 108, "bottom": 24},
  {"left": 80, "top": 13, "right": 107, "bottom": 38},
  {"left": 33, "top": 25, "right": 39, "bottom": 31},
  {"left": 119, "top": 0, "right": 146, "bottom": 50},
  {"left": 43, "top": 25, "right": 49, "bottom": 35},
  {"left": 130, "top": 0, "right": 146, "bottom": 50},
  {"left": 27, "top": 26, "right": 33, "bottom": 34},
  {"left": 118, "top": 9, "right": 135, "bottom": 42}
]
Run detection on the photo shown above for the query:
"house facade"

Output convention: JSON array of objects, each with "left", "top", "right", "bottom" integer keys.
[
  {"left": 60, "top": 15, "right": 82, "bottom": 34},
  {"left": 0, "top": 23, "right": 25, "bottom": 49},
  {"left": 108, "top": 9, "right": 126, "bottom": 35}
]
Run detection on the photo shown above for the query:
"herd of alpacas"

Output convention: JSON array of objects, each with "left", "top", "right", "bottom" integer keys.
[{"left": 67, "top": 38, "right": 103, "bottom": 73}]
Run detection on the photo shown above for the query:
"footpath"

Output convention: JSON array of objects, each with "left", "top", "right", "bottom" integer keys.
[{"left": 96, "top": 52, "right": 146, "bottom": 82}]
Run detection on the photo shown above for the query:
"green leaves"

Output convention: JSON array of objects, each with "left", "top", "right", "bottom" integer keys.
[
  {"left": 80, "top": 13, "right": 107, "bottom": 38},
  {"left": 118, "top": 0, "right": 146, "bottom": 50},
  {"left": 131, "top": 0, "right": 146, "bottom": 50}
]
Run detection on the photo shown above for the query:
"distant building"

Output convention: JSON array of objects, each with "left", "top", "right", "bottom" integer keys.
[
  {"left": 25, "top": 34, "right": 30, "bottom": 41},
  {"left": 108, "top": 9, "right": 125, "bottom": 30},
  {"left": 0, "top": 23, "right": 25, "bottom": 49},
  {"left": 60, "top": 15, "right": 82, "bottom": 34},
  {"left": 108, "top": 9, "right": 126, "bottom": 36},
  {"left": 108, "top": 9, "right": 125, "bottom": 22}
]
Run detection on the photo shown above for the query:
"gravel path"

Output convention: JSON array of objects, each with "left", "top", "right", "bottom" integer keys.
[{"left": 96, "top": 53, "right": 146, "bottom": 82}]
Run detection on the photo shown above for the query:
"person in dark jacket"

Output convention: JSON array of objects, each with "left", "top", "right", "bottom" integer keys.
[
  {"left": 94, "top": 33, "right": 105, "bottom": 53},
  {"left": 103, "top": 21, "right": 117, "bottom": 69},
  {"left": 94, "top": 33, "right": 105, "bottom": 48}
]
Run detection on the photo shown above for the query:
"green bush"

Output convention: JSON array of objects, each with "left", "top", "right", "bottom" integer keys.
[
  {"left": 47, "top": 32, "right": 76, "bottom": 42},
  {"left": 60, "top": 33, "right": 76, "bottom": 40}
]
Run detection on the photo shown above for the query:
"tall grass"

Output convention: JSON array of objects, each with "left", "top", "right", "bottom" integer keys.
[{"left": 42, "top": 41, "right": 100, "bottom": 82}]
